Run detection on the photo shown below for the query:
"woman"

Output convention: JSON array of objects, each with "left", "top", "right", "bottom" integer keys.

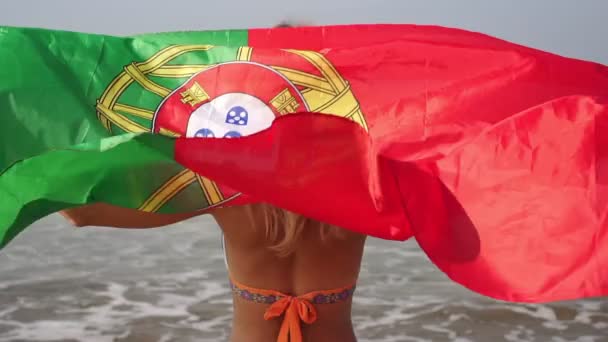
[
  {"left": 62, "top": 203, "right": 366, "bottom": 342},
  {"left": 61, "top": 22, "right": 366, "bottom": 341}
]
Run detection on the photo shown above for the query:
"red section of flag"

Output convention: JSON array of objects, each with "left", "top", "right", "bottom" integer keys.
[
  {"left": 176, "top": 114, "right": 410, "bottom": 240},
  {"left": 175, "top": 25, "right": 608, "bottom": 302}
]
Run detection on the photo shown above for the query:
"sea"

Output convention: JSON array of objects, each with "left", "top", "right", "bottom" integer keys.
[{"left": 0, "top": 214, "right": 606, "bottom": 342}]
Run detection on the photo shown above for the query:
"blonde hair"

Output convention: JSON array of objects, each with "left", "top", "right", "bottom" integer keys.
[{"left": 258, "top": 204, "right": 345, "bottom": 257}]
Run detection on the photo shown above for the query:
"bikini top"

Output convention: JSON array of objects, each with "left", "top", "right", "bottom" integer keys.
[{"left": 222, "top": 234, "right": 356, "bottom": 342}]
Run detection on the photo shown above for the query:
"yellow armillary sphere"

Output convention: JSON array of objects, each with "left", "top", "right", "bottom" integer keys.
[{"left": 96, "top": 44, "right": 367, "bottom": 213}]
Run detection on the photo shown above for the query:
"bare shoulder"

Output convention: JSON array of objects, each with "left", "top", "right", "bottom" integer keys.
[
  {"left": 210, "top": 204, "right": 365, "bottom": 244},
  {"left": 211, "top": 204, "right": 367, "bottom": 293}
]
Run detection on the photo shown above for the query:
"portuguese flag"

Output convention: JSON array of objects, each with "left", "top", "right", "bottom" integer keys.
[{"left": 1, "top": 25, "right": 607, "bottom": 303}]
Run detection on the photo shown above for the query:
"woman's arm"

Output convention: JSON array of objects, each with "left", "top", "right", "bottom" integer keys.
[{"left": 60, "top": 203, "right": 201, "bottom": 228}]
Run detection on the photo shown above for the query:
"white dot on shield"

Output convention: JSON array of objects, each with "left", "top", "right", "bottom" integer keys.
[{"left": 229, "top": 111, "right": 236, "bottom": 117}]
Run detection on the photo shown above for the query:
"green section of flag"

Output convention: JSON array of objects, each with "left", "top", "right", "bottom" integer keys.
[
  {"left": 135, "top": 29, "right": 248, "bottom": 46},
  {"left": 0, "top": 26, "right": 249, "bottom": 246},
  {"left": 0, "top": 134, "right": 175, "bottom": 246},
  {"left": 0, "top": 26, "right": 248, "bottom": 167}
]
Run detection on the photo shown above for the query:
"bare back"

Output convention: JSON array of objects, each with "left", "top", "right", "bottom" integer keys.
[
  {"left": 212, "top": 204, "right": 366, "bottom": 342},
  {"left": 60, "top": 202, "right": 366, "bottom": 341}
]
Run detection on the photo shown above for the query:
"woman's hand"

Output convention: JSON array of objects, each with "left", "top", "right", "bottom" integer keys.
[{"left": 60, "top": 203, "right": 201, "bottom": 228}]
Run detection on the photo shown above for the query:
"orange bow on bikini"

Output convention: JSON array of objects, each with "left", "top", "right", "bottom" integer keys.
[
  {"left": 230, "top": 277, "right": 356, "bottom": 342},
  {"left": 264, "top": 295, "right": 318, "bottom": 342}
]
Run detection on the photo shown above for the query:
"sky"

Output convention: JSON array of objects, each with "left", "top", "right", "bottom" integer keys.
[{"left": 0, "top": 0, "right": 606, "bottom": 64}]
